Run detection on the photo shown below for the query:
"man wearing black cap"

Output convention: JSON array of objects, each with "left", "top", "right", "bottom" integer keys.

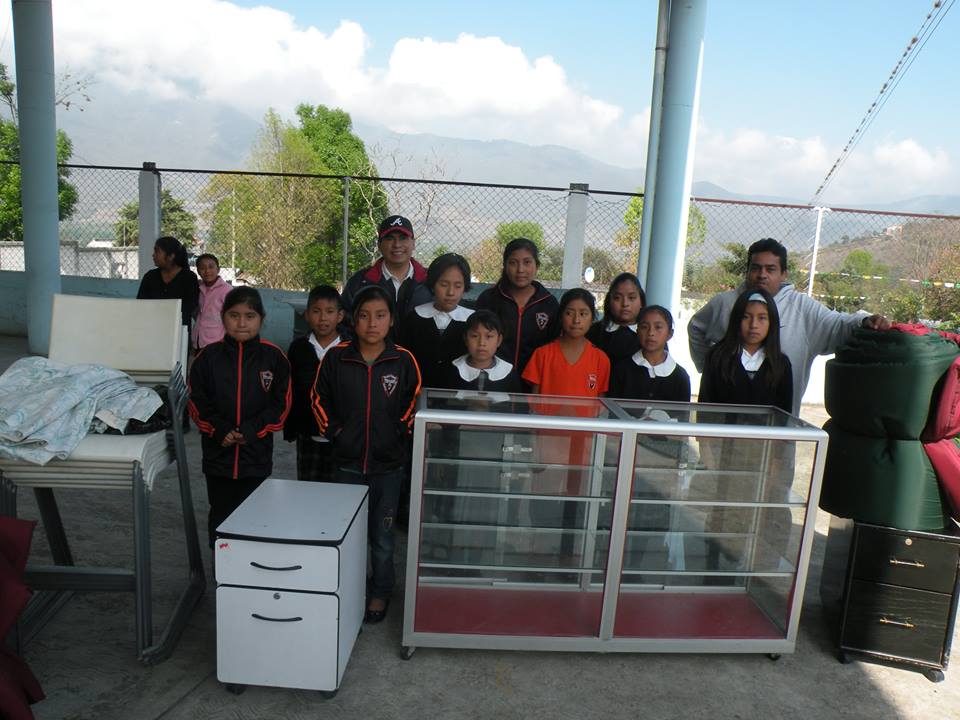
[{"left": 342, "top": 215, "right": 432, "bottom": 332}]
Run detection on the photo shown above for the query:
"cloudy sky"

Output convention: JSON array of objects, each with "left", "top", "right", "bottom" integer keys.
[{"left": 1, "top": 0, "right": 957, "bottom": 203}]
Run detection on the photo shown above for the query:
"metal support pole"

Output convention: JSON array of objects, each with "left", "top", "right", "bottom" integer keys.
[
  {"left": 645, "top": 0, "right": 708, "bottom": 311},
  {"left": 13, "top": 0, "right": 61, "bottom": 354},
  {"left": 561, "top": 183, "right": 589, "bottom": 289},
  {"left": 342, "top": 177, "right": 351, "bottom": 288},
  {"left": 807, "top": 206, "right": 829, "bottom": 297},
  {"left": 637, "top": 0, "right": 671, "bottom": 287},
  {"left": 138, "top": 162, "right": 161, "bottom": 277}
]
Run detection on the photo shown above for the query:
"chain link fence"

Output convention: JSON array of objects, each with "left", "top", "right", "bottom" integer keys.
[{"left": 2, "top": 160, "right": 959, "bottom": 323}]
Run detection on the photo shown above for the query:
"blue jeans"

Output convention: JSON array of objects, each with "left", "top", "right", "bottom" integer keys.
[{"left": 334, "top": 467, "right": 404, "bottom": 599}]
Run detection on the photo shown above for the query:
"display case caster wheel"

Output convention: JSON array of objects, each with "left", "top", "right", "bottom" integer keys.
[
  {"left": 837, "top": 651, "right": 852, "bottom": 665},
  {"left": 320, "top": 689, "right": 339, "bottom": 699},
  {"left": 225, "top": 683, "right": 246, "bottom": 695},
  {"left": 766, "top": 653, "right": 781, "bottom": 661},
  {"left": 923, "top": 668, "right": 945, "bottom": 683},
  {"left": 401, "top": 645, "right": 416, "bottom": 660}
]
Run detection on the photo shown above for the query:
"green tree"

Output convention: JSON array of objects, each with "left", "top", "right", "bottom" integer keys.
[
  {"left": 614, "top": 192, "right": 707, "bottom": 273},
  {"left": 296, "top": 104, "right": 389, "bottom": 268},
  {"left": 113, "top": 189, "right": 198, "bottom": 247},
  {"left": 0, "top": 62, "right": 79, "bottom": 242},
  {"left": 470, "top": 221, "right": 547, "bottom": 283},
  {"left": 817, "top": 249, "right": 890, "bottom": 314},
  {"left": 203, "top": 106, "right": 387, "bottom": 289}
]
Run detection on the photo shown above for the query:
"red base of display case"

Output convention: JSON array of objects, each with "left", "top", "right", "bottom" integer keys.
[{"left": 414, "top": 586, "right": 782, "bottom": 639}]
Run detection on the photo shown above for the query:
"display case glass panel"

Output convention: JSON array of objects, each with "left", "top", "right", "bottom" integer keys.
[{"left": 405, "top": 391, "right": 828, "bottom": 654}]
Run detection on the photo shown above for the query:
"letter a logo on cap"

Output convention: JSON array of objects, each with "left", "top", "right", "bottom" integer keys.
[{"left": 391, "top": 217, "right": 404, "bottom": 226}]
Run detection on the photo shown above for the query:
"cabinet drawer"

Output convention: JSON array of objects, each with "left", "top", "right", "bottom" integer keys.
[
  {"left": 217, "top": 586, "right": 338, "bottom": 690},
  {"left": 842, "top": 580, "right": 951, "bottom": 665},
  {"left": 215, "top": 538, "right": 340, "bottom": 592},
  {"left": 852, "top": 526, "right": 959, "bottom": 594}
]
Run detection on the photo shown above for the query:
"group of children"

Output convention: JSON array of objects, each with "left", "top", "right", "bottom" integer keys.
[{"left": 184, "top": 221, "right": 794, "bottom": 625}]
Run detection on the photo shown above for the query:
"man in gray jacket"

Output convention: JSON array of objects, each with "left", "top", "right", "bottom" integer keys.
[{"left": 688, "top": 238, "right": 890, "bottom": 415}]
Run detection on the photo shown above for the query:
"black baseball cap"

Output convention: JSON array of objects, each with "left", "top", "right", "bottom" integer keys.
[{"left": 378, "top": 215, "right": 414, "bottom": 239}]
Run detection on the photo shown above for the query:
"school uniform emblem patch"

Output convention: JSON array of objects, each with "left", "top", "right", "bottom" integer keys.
[
  {"left": 587, "top": 373, "right": 597, "bottom": 390},
  {"left": 259, "top": 371, "right": 273, "bottom": 391},
  {"left": 382, "top": 374, "right": 399, "bottom": 397},
  {"left": 535, "top": 312, "right": 549, "bottom": 330}
]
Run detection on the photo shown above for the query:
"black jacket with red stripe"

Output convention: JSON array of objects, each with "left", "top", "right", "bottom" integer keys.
[
  {"left": 474, "top": 281, "right": 560, "bottom": 374},
  {"left": 311, "top": 340, "right": 421, "bottom": 475},
  {"left": 188, "top": 335, "right": 292, "bottom": 479}
]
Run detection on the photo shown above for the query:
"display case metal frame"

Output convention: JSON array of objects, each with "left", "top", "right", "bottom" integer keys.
[{"left": 402, "top": 393, "right": 829, "bottom": 655}]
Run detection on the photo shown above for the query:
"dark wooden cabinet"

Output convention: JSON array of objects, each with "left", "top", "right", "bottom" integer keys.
[{"left": 821, "top": 517, "right": 960, "bottom": 682}]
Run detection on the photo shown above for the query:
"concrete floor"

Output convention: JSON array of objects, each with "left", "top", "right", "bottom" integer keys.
[{"left": 2, "top": 334, "right": 958, "bottom": 720}]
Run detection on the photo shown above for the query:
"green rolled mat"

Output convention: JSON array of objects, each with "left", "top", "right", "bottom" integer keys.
[
  {"left": 825, "top": 328, "right": 958, "bottom": 439},
  {"left": 819, "top": 420, "right": 948, "bottom": 532}
]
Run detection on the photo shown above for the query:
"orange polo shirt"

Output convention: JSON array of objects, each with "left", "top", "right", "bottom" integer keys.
[{"left": 522, "top": 339, "right": 610, "bottom": 398}]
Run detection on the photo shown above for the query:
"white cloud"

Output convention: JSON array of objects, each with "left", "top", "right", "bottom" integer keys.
[
  {"left": 0, "top": 0, "right": 953, "bottom": 203},
  {"left": 692, "top": 123, "right": 953, "bottom": 203}
]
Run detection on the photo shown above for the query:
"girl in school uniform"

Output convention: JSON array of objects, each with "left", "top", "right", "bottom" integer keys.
[
  {"left": 474, "top": 237, "right": 559, "bottom": 374},
  {"left": 522, "top": 288, "right": 610, "bottom": 399},
  {"left": 399, "top": 253, "right": 474, "bottom": 388},
  {"left": 438, "top": 310, "right": 524, "bottom": 393},
  {"left": 698, "top": 288, "right": 793, "bottom": 413},
  {"left": 188, "top": 287, "right": 292, "bottom": 548},
  {"left": 586, "top": 272, "right": 646, "bottom": 366},
  {"left": 609, "top": 305, "right": 691, "bottom": 402},
  {"left": 311, "top": 285, "right": 421, "bottom": 624}
]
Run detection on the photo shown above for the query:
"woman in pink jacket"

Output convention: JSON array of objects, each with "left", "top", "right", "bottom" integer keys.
[{"left": 191, "top": 254, "right": 233, "bottom": 350}]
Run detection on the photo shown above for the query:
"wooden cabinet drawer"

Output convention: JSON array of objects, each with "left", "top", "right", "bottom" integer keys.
[
  {"left": 217, "top": 586, "right": 338, "bottom": 690},
  {"left": 842, "top": 580, "right": 951, "bottom": 665},
  {"left": 215, "top": 538, "right": 340, "bottom": 592},
  {"left": 852, "top": 526, "right": 959, "bottom": 594}
]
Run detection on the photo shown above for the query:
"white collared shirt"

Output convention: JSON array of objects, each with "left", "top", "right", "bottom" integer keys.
[
  {"left": 415, "top": 302, "right": 474, "bottom": 331},
  {"left": 631, "top": 350, "right": 677, "bottom": 379},
  {"left": 740, "top": 347, "right": 766, "bottom": 373},
  {"left": 607, "top": 321, "right": 638, "bottom": 333},
  {"left": 383, "top": 262, "right": 414, "bottom": 294},
  {"left": 308, "top": 334, "right": 341, "bottom": 363},
  {"left": 452, "top": 354, "right": 514, "bottom": 382}
]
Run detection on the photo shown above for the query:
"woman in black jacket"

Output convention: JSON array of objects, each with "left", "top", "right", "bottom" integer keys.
[
  {"left": 474, "top": 237, "right": 559, "bottom": 375},
  {"left": 137, "top": 235, "right": 200, "bottom": 329}
]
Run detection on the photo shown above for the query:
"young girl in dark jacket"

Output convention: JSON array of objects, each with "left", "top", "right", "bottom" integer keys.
[
  {"left": 474, "top": 237, "right": 559, "bottom": 375},
  {"left": 698, "top": 288, "right": 793, "bottom": 413},
  {"left": 312, "top": 285, "right": 421, "bottom": 624},
  {"left": 188, "top": 287, "right": 292, "bottom": 547},
  {"left": 586, "top": 272, "right": 646, "bottom": 366}
]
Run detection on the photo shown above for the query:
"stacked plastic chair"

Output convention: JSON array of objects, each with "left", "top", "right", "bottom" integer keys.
[{"left": 819, "top": 327, "right": 959, "bottom": 531}]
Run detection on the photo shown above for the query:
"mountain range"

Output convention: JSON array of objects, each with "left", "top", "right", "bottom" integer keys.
[{"left": 56, "top": 94, "right": 960, "bottom": 216}]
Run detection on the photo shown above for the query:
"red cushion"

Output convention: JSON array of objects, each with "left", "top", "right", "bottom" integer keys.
[
  {"left": 924, "top": 437, "right": 960, "bottom": 521},
  {"left": 0, "top": 516, "right": 35, "bottom": 575},
  {"left": 0, "top": 648, "right": 45, "bottom": 719}
]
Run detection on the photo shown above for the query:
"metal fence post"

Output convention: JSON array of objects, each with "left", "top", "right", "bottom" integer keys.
[
  {"left": 562, "top": 183, "right": 589, "bottom": 290},
  {"left": 342, "top": 176, "right": 351, "bottom": 288},
  {"left": 138, "top": 162, "right": 161, "bottom": 278},
  {"left": 808, "top": 206, "right": 829, "bottom": 297}
]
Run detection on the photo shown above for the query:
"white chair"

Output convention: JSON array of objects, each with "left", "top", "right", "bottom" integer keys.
[{"left": 0, "top": 294, "right": 204, "bottom": 665}]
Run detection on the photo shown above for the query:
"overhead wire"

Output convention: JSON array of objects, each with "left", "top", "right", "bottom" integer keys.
[{"left": 808, "top": 0, "right": 954, "bottom": 204}]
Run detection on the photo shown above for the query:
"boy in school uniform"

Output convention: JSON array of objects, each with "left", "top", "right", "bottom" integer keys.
[
  {"left": 285, "top": 285, "right": 345, "bottom": 482},
  {"left": 438, "top": 310, "right": 524, "bottom": 394}
]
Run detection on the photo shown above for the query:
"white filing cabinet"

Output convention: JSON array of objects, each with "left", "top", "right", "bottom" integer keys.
[{"left": 215, "top": 479, "right": 368, "bottom": 694}]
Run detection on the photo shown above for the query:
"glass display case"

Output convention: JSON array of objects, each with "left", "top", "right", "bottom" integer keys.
[{"left": 401, "top": 390, "right": 829, "bottom": 656}]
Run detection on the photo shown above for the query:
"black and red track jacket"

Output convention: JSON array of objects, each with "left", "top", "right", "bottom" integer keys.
[
  {"left": 311, "top": 340, "right": 421, "bottom": 475},
  {"left": 188, "top": 334, "right": 292, "bottom": 479},
  {"left": 474, "top": 280, "right": 560, "bottom": 374}
]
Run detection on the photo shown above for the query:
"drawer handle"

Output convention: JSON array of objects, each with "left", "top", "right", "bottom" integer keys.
[
  {"left": 888, "top": 558, "right": 925, "bottom": 568},
  {"left": 250, "top": 562, "right": 303, "bottom": 572},
  {"left": 878, "top": 617, "right": 916, "bottom": 629},
  {"left": 251, "top": 613, "right": 303, "bottom": 623}
]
